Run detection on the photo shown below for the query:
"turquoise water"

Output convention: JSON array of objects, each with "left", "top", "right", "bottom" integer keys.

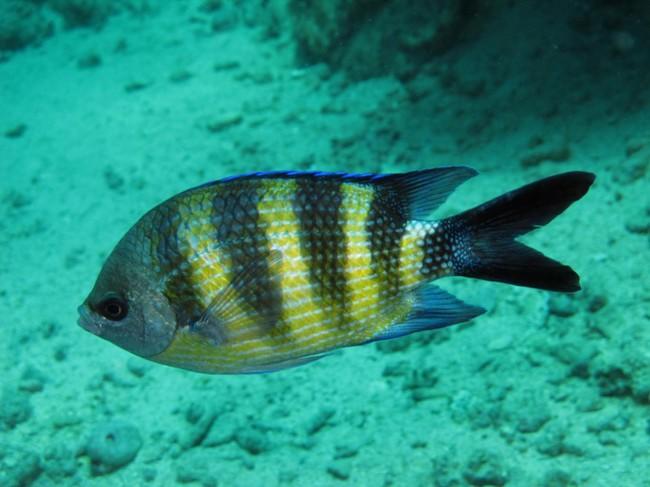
[{"left": 1, "top": 1, "right": 649, "bottom": 486}]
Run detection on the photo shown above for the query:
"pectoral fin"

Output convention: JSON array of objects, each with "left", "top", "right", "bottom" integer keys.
[{"left": 190, "top": 250, "right": 284, "bottom": 345}]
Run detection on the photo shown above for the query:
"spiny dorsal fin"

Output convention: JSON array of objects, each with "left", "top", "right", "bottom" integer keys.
[{"left": 190, "top": 167, "right": 478, "bottom": 220}]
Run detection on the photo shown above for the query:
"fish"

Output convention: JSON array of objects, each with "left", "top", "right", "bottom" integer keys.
[{"left": 78, "top": 167, "right": 595, "bottom": 374}]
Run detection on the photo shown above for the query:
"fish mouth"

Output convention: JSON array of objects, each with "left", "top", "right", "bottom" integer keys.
[{"left": 77, "top": 304, "right": 101, "bottom": 335}]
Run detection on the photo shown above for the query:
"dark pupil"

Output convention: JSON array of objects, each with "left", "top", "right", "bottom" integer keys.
[{"left": 101, "top": 297, "right": 127, "bottom": 321}]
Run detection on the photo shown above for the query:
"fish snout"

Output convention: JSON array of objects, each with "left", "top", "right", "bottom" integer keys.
[{"left": 77, "top": 304, "right": 101, "bottom": 335}]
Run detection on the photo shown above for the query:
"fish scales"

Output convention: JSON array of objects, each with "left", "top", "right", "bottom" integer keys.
[
  {"left": 152, "top": 178, "right": 416, "bottom": 370},
  {"left": 78, "top": 168, "right": 595, "bottom": 374}
]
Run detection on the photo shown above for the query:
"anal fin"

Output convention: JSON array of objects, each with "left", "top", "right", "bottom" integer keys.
[
  {"left": 369, "top": 285, "right": 485, "bottom": 343},
  {"left": 237, "top": 353, "right": 328, "bottom": 374}
]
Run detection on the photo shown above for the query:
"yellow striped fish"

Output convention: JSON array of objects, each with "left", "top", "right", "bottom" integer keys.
[{"left": 78, "top": 168, "right": 595, "bottom": 374}]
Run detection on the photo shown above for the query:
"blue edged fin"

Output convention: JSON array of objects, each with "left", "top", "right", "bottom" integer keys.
[
  {"left": 368, "top": 285, "right": 486, "bottom": 343},
  {"left": 191, "top": 167, "right": 477, "bottom": 220}
]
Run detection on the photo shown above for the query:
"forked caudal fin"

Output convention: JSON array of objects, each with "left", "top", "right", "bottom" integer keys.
[{"left": 445, "top": 171, "right": 596, "bottom": 292}]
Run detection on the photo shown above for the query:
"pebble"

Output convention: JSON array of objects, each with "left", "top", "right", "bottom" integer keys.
[
  {"left": 548, "top": 294, "right": 578, "bottom": 317},
  {"left": 487, "top": 335, "right": 512, "bottom": 351},
  {"left": 175, "top": 448, "right": 219, "bottom": 486},
  {"left": 587, "top": 293, "right": 607, "bottom": 313},
  {"left": 535, "top": 422, "right": 566, "bottom": 457},
  {"left": 51, "top": 409, "right": 82, "bottom": 429},
  {"left": 625, "top": 208, "right": 650, "bottom": 235},
  {"left": 305, "top": 406, "right": 336, "bottom": 435},
  {"left": 205, "top": 112, "right": 243, "bottom": 133},
  {"left": 0, "top": 387, "right": 32, "bottom": 429},
  {"left": 4, "top": 123, "right": 26, "bottom": 138},
  {"left": 327, "top": 460, "right": 351, "bottom": 480},
  {"left": 85, "top": 419, "right": 143, "bottom": 474},
  {"left": 541, "top": 469, "right": 574, "bottom": 487},
  {"left": 179, "top": 406, "right": 217, "bottom": 449},
  {"left": 19, "top": 366, "right": 46, "bottom": 393},
  {"left": 382, "top": 360, "right": 411, "bottom": 377},
  {"left": 594, "top": 366, "right": 631, "bottom": 397},
  {"left": 126, "top": 358, "right": 149, "bottom": 378},
  {"left": 505, "top": 389, "right": 550, "bottom": 434},
  {"left": 463, "top": 449, "right": 508, "bottom": 486},
  {"left": 235, "top": 427, "right": 270, "bottom": 455},
  {"left": 77, "top": 52, "right": 101, "bottom": 69},
  {"left": 202, "top": 418, "right": 236, "bottom": 447},
  {"left": 42, "top": 444, "right": 77, "bottom": 479},
  {"left": 520, "top": 135, "right": 571, "bottom": 167}
]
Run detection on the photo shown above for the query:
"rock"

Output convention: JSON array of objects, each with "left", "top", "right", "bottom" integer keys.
[
  {"left": 615, "top": 152, "right": 649, "bottom": 184},
  {"left": 202, "top": 417, "right": 236, "bottom": 447},
  {"left": 204, "top": 112, "right": 243, "bottom": 133},
  {"left": 305, "top": 406, "right": 336, "bottom": 435},
  {"left": 49, "top": 0, "right": 114, "bottom": 29},
  {"left": 402, "top": 366, "right": 438, "bottom": 402},
  {"left": 632, "top": 365, "right": 650, "bottom": 404},
  {"left": 4, "top": 124, "right": 26, "bottom": 139},
  {"left": 541, "top": 469, "right": 574, "bottom": 487},
  {"left": 142, "top": 467, "right": 157, "bottom": 482},
  {"left": 179, "top": 405, "right": 218, "bottom": 449},
  {"left": 587, "top": 410, "right": 630, "bottom": 444},
  {"left": 124, "top": 81, "right": 151, "bottom": 93},
  {"left": 625, "top": 207, "right": 650, "bottom": 235},
  {"left": 235, "top": 427, "right": 271, "bottom": 455},
  {"left": 520, "top": 134, "right": 571, "bottom": 167},
  {"left": 0, "top": 386, "right": 32, "bottom": 429},
  {"left": 504, "top": 389, "right": 550, "bottom": 434},
  {"left": 548, "top": 294, "right": 578, "bottom": 317},
  {"left": 450, "top": 389, "right": 500, "bottom": 430},
  {"left": 77, "top": 52, "right": 102, "bottom": 69},
  {"left": 0, "top": 1, "right": 52, "bottom": 52},
  {"left": 19, "top": 366, "right": 46, "bottom": 393},
  {"left": 169, "top": 70, "right": 193, "bottom": 83},
  {"left": 463, "top": 449, "right": 508, "bottom": 486},
  {"left": 51, "top": 409, "right": 82, "bottom": 429},
  {"left": 487, "top": 335, "right": 512, "bottom": 352},
  {"left": 586, "top": 293, "right": 607, "bottom": 313},
  {"left": 594, "top": 366, "right": 632, "bottom": 397},
  {"left": 334, "top": 440, "right": 361, "bottom": 459},
  {"left": 85, "top": 419, "right": 143, "bottom": 475},
  {"left": 382, "top": 360, "right": 411, "bottom": 378},
  {"left": 42, "top": 445, "right": 78, "bottom": 479},
  {"left": 175, "top": 448, "right": 219, "bottom": 486},
  {"left": 104, "top": 167, "right": 125, "bottom": 192},
  {"left": 289, "top": 0, "right": 466, "bottom": 79},
  {"left": 327, "top": 459, "right": 351, "bottom": 480},
  {"left": 535, "top": 422, "right": 566, "bottom": 457},
  {"left": 0, "top": 443, "right": 41, "bottom": 487},
  {"left": 126, "top": 358, "right": 149, "bottom": 378}
]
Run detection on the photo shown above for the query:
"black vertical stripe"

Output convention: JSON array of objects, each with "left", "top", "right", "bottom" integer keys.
[
  {"left": 294, "top": 177, "right": 347, "bottom": 319},
  {"left": 366, "top": 189, "right": 408, "bottom": 299},
  {"left": 154, "top": 201, "right": 204, "bottom": 326},
  {"left": 211, "top": 182, "right": 283, "bottom": 329}
]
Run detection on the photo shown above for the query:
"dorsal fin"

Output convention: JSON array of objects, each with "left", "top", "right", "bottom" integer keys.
[
  {"left": 190, "top": 166, "right": 478, "bottom": 220},
  {"left": 368, "top": 166, "right": 478, "bottom": 219}
]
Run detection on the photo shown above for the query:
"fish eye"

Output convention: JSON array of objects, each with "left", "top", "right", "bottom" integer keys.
[{"left": 98, "top": 295, "right": 128, "bottom": 321}]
